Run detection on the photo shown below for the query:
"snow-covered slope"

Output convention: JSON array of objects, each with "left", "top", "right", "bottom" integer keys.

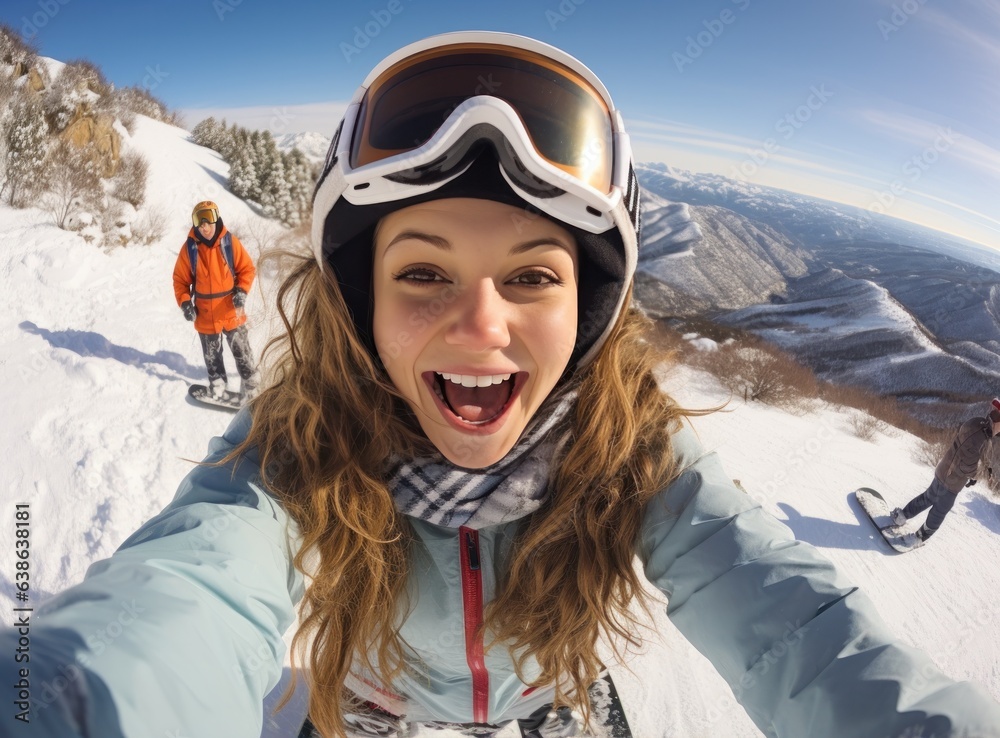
[
  {"left": 0, "top": 114, "right": 285, "bottom": 593},
  {"left": 2, "top": 114, "right": 1000, "bottom": 737}
]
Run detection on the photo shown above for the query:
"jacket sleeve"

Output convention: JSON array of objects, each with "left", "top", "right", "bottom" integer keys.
[
  {"left": 231, "top": 234, "right": 256, "bottom": 294},
  {"left": 957, "top": 418, "right": 991, "bottom": 480},
  {"left": 0, "top": 410, "right": 304, "bottom": 737},
  {"left": 172, "top": 243, "right": 194, "bottom": 306},
  {"left": 639, "top": 423, "right": 1000, "bottom": 738}
]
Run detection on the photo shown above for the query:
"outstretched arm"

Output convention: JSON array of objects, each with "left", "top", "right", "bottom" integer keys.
[
  {"left": 0, "top": 411, "right": 303, "bottom": 737},
  {"left": 640, "top": 424, "right": 1000, "bottom": 738}
]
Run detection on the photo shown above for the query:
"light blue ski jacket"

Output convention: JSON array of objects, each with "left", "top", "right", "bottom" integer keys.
[{"left": 5, "top": 409, "right": 1000, "bottom": 737}]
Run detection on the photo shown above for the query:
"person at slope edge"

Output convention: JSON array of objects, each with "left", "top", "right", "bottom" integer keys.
[
  {"left": 890, "top": 398, "right": 1000, "bottom": 544},
  {"left": 172, "top": 200, "right": 259, "bottom": 402},
  {"left": 6, "top": 31, "right": 1000, "bottom": 738}
]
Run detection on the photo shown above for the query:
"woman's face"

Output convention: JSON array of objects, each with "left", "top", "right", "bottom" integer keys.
[{"left": 373, "top": 198, "right": 579, "bottom": 468}]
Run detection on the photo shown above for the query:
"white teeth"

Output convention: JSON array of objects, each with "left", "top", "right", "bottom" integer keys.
[{"left": 438, "top": 372, "right": 512, "bottom": 387}]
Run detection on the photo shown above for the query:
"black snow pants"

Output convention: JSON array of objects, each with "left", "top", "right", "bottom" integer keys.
[
  {"left": 198, "top": 325, "right": 255, "bottom": 387},
  {"left": 902, "top": 476, "right": 958, "bottom": 540}
]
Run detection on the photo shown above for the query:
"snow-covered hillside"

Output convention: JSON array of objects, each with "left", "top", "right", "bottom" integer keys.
[{"left": 2, "top": 111, "right": 1000, "bottom": 737}]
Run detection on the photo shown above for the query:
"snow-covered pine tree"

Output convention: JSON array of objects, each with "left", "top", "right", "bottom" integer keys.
[
  {"left": 261, "top": 149, "right": 292, "bottom": 222},
  {"left": 284, "top": 148, "right": 314, "bottom": 227},
  {"left": 250, "top": 130, "right": 276, "bottom": 204},
  {"left": 228, "top": 143, "right": 258, "bottom": 203},
  {"left": 191, "top": 116, "right": 221, "bottom": 149},
  {"left": 3, "top": 98, "right": 49, "bottom": 207}
]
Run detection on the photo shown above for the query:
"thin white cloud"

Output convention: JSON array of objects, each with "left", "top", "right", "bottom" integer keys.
[
  {"left": 857, "top": 109, "right": 1000, "bottom": 180},
  {"left": 628, "top": 118, "right": 886, "bottom": 185},
  {"left": 180, "top": 100, "right": 349, "bottom": 136},
  {"left": 920, "top": 7, "right": 1000, "bottom": 64}
]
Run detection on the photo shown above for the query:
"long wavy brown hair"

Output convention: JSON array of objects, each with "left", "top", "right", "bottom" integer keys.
[{"left": 233, "top": 244, "right": 688, "bottom": 737}]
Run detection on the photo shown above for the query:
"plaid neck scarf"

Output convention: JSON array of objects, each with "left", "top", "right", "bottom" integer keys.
[{"left": 388, "top": 388, "right": 577, "bottom": 529}]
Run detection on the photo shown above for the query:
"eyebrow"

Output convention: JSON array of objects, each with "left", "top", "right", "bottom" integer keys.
[
  {"left": 384, "top": 230, "right": 452, "bottom": 252},
  {"left": 384, "top": 231, "right": 575, "bottom": 257}
]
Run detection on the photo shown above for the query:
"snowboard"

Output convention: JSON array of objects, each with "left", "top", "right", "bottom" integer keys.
[
  {"left": 296, "top": 672, "right": 633, "bottom": 737},
  {"left": 188, "top": 383, "right": 241, "bottom": 411},
  {"left": 853, "top": 487, "right": 922, "bottom": 553}
]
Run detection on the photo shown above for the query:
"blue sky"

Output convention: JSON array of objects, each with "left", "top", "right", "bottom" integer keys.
[{"left": 4, "top": 0, "right": 998, "bottom": 248}]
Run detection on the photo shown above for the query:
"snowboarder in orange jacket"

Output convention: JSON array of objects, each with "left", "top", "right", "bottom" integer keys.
[{"left": 172, "top": 201, "right": 259, "bottom": 402}]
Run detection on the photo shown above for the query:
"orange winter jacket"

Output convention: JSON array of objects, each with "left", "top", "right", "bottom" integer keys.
[{"left": 172, "top": 225, "right": 256, "bottom": 335}]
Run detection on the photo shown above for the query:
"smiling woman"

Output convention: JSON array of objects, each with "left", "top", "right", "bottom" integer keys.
[
  {"left": 7, "top": 29, "right": 1000, "bottom": 738},
  {"left": 373, "top": 198, "right": 579, "bottom": 467}
]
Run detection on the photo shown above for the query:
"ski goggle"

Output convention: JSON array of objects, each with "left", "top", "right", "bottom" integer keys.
[
  {"left": 350, "top": 44, "right": 615, "bottom": 194},
  {"left": 192, "top": 207, "right": 219, "bottom": 226},
  {"left": 319, "top": 35, "right": 636, "bottom": 236}
]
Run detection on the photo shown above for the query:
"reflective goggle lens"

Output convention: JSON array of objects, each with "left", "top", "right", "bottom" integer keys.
[
  {"left": 193, "top": 208, "right": 218, "bottom": 226},
  {"left": 351, "top": 46, "right": 614, "bottom": 193}
]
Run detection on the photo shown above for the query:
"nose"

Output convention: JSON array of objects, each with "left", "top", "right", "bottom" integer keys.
[{"left": 445, "top": 278, "right": 510, "bottom": 351}]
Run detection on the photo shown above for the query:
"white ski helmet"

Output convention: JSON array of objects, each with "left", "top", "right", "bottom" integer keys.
[{"left": 311, "top": 31, "right": 640, "bottom": 368}]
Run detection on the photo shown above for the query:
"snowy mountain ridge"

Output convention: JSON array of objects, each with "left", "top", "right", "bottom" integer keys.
[
  {"left": 634, "top": 165, "right": 1000, "bottom": 426},
  {"left": 274, "top": 130, "right": 331, "bottom": 164}
]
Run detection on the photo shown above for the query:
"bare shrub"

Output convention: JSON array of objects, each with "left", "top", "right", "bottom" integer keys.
[
  {"left": 99, "top": 200, "right": 129, "bottom": 249},
  {"left": 63, "top": 59, "right": 109, "bottom": 96},
  {"left": 2, "top": 97, "right": 48, "bottom": 207},
  {"left": 228, "top": 214, "right": 290, "bottom": 260},
  {"left": 41, "top": 141, "right": 101, "bottom": 228},
  {"left": 0, "top": 23, "right": 38, "bottom": 68},
  {"left": 849, "top": 412, "right": 885, "bottom": 442},
  {"left": 99, "top": 85, "right": 173, "bottom": 127},
  {"left": 105, "top": 85, "right": 170, "bottom": 125},
  {"left": 112, "top": 150, "right": 149, "bottom": 208},
  {"left": 820, "top": 380, "right": 932, "bottom": 440},
  {"left": 131, "top": 206, "right": 168, "bottom": 245},
  {"left": 0, "top": 66, "right": 20, "bottom": 107},
  {"left": 696, "top": 338, "right": 814, "bottom": 409},
  {"left": 913, "top": 430, "right": 951, "bottom": 468}
]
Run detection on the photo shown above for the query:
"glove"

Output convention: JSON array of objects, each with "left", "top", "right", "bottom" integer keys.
[
  {"left": 232, "top": 289, "right": 247, "bottom": 309},
  {"left": 965, "top": 478, "right": 976, "bottom": 487},
  {"left": 181, "top": 300, "right": 196, "bottom": 321}
]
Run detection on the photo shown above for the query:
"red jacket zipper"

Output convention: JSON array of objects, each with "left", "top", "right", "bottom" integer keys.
[{"left": 459, "top": 526, "right": 489, "bottom": 723}]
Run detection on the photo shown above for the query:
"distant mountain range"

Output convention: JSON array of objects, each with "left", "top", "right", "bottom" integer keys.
[{"left": 634, "top": 162, "right": 1000, "bottom": 426}]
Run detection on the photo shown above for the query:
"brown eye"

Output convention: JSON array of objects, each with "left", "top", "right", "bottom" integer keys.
[
  {"left": 511, "top": 270, "right": 562, "bottom": 287},
  {"left": 394, "top": 267, "right": 444, "bottom": 284}
]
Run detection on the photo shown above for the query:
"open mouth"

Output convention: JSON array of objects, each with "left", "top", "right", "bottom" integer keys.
[{"left": 425, "top": 371, "right": 525, "bottom": 429}]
